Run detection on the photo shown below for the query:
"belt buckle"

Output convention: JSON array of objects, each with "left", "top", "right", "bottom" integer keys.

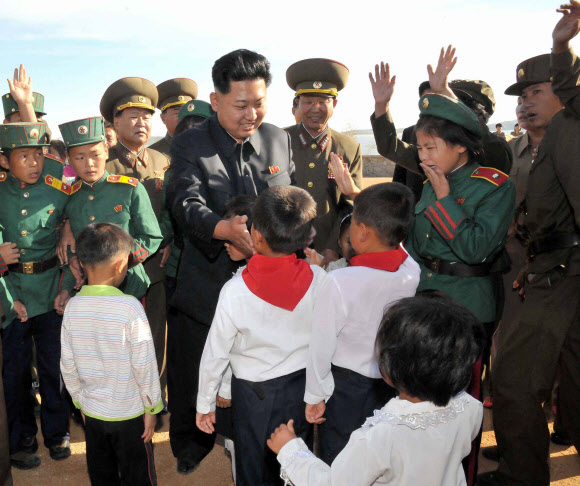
[
  {"left": 431, "top": 259, "right": 440, "bottom": 273},
  {"left": 22, "top": 262, "right": 34, "bottom": 274}
]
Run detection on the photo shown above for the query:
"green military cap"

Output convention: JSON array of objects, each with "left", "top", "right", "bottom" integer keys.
[
  {"left": 286, "top": 58, "right": 349, "bottom": 98},
  {"left": 504, "top": 54, "right": 551, "bottom": 96},
  {"left": 419, "top": 94, "right": 481, "bottom": 136},
  {"left": 2, "top": 92, "right": 46, "bottom": 118},
  {"left": 100, "top": 77, "right": 158, "bottom": 123},
  {"left": 177, "top": 100, "right": 214, "bottom": 122},
  {"left": 157, "top": 78, "right": 198, "bottom": 112},
  {"left": 0, "top": 122, "right": 50, "bottom": 149},
  {"left": 59, "top": 116, "right": 106, "bottom": 148},
  {"left": 449, "top": 80, "right": 496, "bottom": 116}
]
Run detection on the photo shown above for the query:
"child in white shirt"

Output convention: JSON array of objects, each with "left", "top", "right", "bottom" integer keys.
[{"left": 268, "top": 293, "right": 484, "bottom": 486}]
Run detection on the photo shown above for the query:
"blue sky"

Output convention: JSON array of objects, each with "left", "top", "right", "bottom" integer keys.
[{"left": 1, "top": 0, "right": 556, "bottom": 137}]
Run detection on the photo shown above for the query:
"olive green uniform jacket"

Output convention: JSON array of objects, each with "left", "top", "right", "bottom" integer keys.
[
  {"left": 61, "top": 171, "right": 163, "bottom": 298},
  {"left": 285, "top": 124, "right": 363, "bottom": 253},
  {"left": 149, "top": 132, "right": 172, "bottom": 156}
]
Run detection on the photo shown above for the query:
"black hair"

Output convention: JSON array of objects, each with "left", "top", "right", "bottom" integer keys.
[
  {"left": 352, "top": 183, "right": 414, "bottom": 247},
  {"left": 495, "top": 123, "right": 502, "bottom": 128},
  {"left": 104, "top": 121, "right": 114, "bottom": 129},
  {"left": 224, "top": 195, "right": 257, "bottom": 232},
  {"left": 339, "top": 213, "right": 352, "bottom": 239},
  {"left": 418, "top": 81, "right": 431, "bottom": 97},
  {"left": 174, "top": 115, "right": 207, "bottom": 137},
  {"left": 416, "top": 115, "right": 482, "bottom": 160},
  {"left": 76, "top": 223, "right": 134, "bottom": 267},
  {"left": 212, "top": 49, "right": 272, "bottom": 94},
  {"left": 50, "top": 139, "right": 67, "bottom": 161},
  {"left": 376, "top": 294, "right": 484, "bottom": 406},
  {"left": 252, "top": 186, "right": 316, "bottom": 255},
  {"left": 514, "top": 123, "right": 519, "bottom": 127}
]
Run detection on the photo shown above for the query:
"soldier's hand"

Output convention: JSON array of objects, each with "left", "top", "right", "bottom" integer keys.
[
  {"left": 7, "top": 64, "right": 33, "bottom": 107},
  {"left": 159, "top": 244, "right": 172, "bottom": 268},
  {"left": 554, "top": 1, "right": 580, "bottom": 52},
  {"left": 420, "top": 163, "right": 450, "bottom": 199},
  {"left": 330, "top": 152, "right": 360, "bottom": 199},
  {"left": 0, "top": 242, "right": 20, "bottom": 265},
  {"left": 57, "top": 220, "right": 76, "bottom": 265},
  {"left": 69, "top": 256, "right": 86, "bottom": 290},
  {"left": 369, "top": 62, "right": 396, "bottom": 117},
  {"left": 227, "top": 216, "right": 254, "bottom": 256},
  {"left": 54, "top": 290, "right": 71, "bottom": 315},
  {"left": 427, "top": 46, "right": 458, "bottom": 99},
  {"left": 13, "top": 300, "right": 28, "bottom": 322}
]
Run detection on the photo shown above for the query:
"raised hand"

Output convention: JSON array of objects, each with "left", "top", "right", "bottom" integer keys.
[
  {"left": 427, "top": 46, "right": 458, "bottom": 99},
  {"left": 554, "top": 1, "right": 580, "bottom": 52},
  {"left": 329, "top": 152, "right": 360, "bottom": 199},
  {"left": 369, "top": 62, "right": 396, "bottom": 116},
  {"left": 7, "top": 65, "right": 33, "bottom": 107}
]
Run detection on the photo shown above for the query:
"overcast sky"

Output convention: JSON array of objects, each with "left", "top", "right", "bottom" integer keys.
[{"left": 1, "top": 0, "right": 557, "bottom": 137}]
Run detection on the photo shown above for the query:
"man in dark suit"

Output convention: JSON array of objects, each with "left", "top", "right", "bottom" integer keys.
[{"left": 166, "top": 49, "right": 295, "bottom": 475}]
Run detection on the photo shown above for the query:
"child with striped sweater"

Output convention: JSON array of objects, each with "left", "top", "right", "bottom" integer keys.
[{"left": 60, "top": 223, "right": 162, "bottom": 486}]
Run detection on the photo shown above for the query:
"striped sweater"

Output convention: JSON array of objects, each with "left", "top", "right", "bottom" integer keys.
[{"left": 60, "top": 285, "right": 163, "bottom": 421}]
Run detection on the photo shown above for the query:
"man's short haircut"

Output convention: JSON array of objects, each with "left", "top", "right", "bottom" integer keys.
[
  {"left": 76, "top": 223, "right": 134, "bottom": 267},
  {"left": 376, "top": 294, "right": 484, "bottom": 406},
  {"left": 416, "top": 115, "right": 482, "bottom": 160},
  {"left": 496, "top": 123, "right": 502, "bottom": 128},
  {"left": 252, "top": 186, "right": 316, "bottom": 255},
  {"left": 224, "top": 195, "right": 257, "bottom": 232},
  {"left": 353, "top": 183, "right": 414, "bottom": 247},
  {"left": 50, "top": 140, "right": 67, "bottom": 160},
  {"left": 514, "top": 123, "right": 519, "bottom": 127},
  {"left": 212, "top": 49, "right": 272, "bottom": 94},
  {"left": 174, "top": 115, "right": 207, "bottom": 137},
  {"left": 418, "top": 81, "right": 431, "bottom": 97}
]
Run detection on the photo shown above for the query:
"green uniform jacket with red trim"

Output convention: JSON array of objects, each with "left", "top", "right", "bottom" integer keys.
[{"left": 406, "top": 161, "right": 515, "bottom": 322}]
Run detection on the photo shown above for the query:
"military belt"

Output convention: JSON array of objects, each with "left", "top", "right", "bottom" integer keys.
[
  {"left": 528, "top": 232, "right": 580, "bottom": 257},
  {"left": 9, "top": 255, "right": 58, "bottom": 275},
  {"left": 424, "top": 258, "right": 492, "bottom": 278}
]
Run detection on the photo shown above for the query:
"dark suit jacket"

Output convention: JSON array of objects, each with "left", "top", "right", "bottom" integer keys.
[
  {"left": 166, "top": 115, "right": 295, "bottom": 324},
  {"left": 392, "top": 125, "right": 425, "bottom": 207}
]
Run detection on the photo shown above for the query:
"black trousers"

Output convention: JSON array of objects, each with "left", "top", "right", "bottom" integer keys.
[
  {"left": 319, "top": 365, "right": 396, "bottom": 465},
  {"left": 166, "top": 312, "right": 215, "bottom": 462},
  {"left": 0, "top": 335, "right": 12, "bottom": 486},
  {"left": 85, "top": 415, "right": 156, "bottom": 486},
  {"left": 232, "top": 369, "right": 312, "bottom": 486},
  {"left": 1, "top": 310, "right": 69, "bottom": 453}
]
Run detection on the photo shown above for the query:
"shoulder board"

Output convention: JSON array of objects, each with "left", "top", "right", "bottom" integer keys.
[
  {"left": 471, "top": 167, "right": 509, "bottom": 186},
  {"left": 163, "top": 165, "right": 170, "bottom": 171},
  {"left": 44, "top": 153, "right": 64, "bottom": 164},
  {"left": 107, "top": 174, "right": 138, "bottom": 187},
  {"left": 0, "top": 172, "right": 6, "bottom": 182},
  {"left": 71, "top": 180, "right": 83, "bottom": 194},
  {"left": 44, "top": 174, "right": 73, "bottom": 195}
]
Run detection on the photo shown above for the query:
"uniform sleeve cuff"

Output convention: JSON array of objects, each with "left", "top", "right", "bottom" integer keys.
[
  {"left": 551, "top": 47, "right": 574, "bottom": 71},
  {"left": 144, "top": 399, "right": 164, "bottom": 415},
  {"left": 0, "top": 256, "right": 7, "bottom": 275},
  {"left": 277, "top": 438, "right": 313, "bottom": 466},
  {"left": 304, "top": 390, "right": 328, "bottom": 405},
  {"left": 196, "top": 400, "right": 216, "bottom": 415},
  {"left": 424, "top": 196, "right": 466, "bottom": 240}
]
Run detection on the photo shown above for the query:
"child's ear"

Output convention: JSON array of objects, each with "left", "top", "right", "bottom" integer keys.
[
  {"left": 358, "top": 222, "right": 369, "bottom": 242},
  {"left": 0, "top": 154, "right": 10, "bottom": 170},
  {"left": 114, "top": 257, "right": 127, "bottom": 274}
]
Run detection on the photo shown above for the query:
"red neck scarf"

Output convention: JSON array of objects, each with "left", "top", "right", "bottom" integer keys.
[
  {"left": 349, "top": 246, "right": 408, "bottom": 272},
  {"left": 242, "top": 254, "right": 314, "bottom": 311}
]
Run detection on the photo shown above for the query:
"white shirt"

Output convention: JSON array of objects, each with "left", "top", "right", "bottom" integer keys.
[
  {"left": 197, "top": 266, "right": 328, "bottom": 414},
  {"left": 277, "top": 392, "right": 483, "bottom": 486},
  {"left": 305, "top": 256, "right": 420, "bottom": 404}
]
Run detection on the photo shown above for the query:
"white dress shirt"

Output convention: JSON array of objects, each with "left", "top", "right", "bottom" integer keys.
[
  {"left": 197, "top": 266, "right": 329, "bottom": 414},
  {"left": 305, "top": 256, "right": 420, "bottom": 404},
  {"left": 277, "top": 392, "right": 483, "bottom": 486}
]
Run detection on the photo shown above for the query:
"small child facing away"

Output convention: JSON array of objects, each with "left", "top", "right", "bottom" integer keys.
[
  {"left": 60, "top": 223, "right": 162, "bottom": 485},
  {"left": 305, "top": 213, "right": 354, "bottom": 271},
  {"left": 268, "top": 294, "right": 484, "bottom": 485}
]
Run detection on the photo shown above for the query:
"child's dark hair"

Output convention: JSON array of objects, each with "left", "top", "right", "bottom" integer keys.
[
  {"left": 353, "top": 183, "right": 414, "bottom": 247},
  {"left": 376, "top": 294, "right": 484, "bottom": 406},
  {"left": 76, "top": 223, "right": 134, "bottom": 266},
  {"left": 50, "top": 140, "right": 67, "bottom": 161},
  {"left": 339, "top": 213, "right": 352, "bottom": 240},
  {"left": 224, "top": 195, "right": 257, "bottom": 232},
  {"left": 174, "top": 115, "right": 207, "bottom": 137},
  {"left": 416, "top": 115, "right": 482, "bottom": 160},
  {"left": 212, "top": 49, "right": 272, "bottom": 94},
  {"left": 252, "top": 186, "right": 316, "bottom": 254}
]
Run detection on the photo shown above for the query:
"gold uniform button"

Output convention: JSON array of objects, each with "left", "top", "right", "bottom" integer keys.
[
  {"left": 311, "top": 143, "right": 317, "bottom": 150},
  {"left": 23, "top": 192, "right": 29, "bottom": 198},
  {"left": 88, "top": 195, "right": 94, "bottom": 201},
  {"left": 309, "top": 163, "right": 315, "bottom": 168},
  {"left": 426, "top": 233, "right": 429, "bottom": 238},
  {"left": 20, "top": 249, "right": 26, "bottom": 255},
  {"left": 21, "top": 209, "right": 27, "bottom": 216},
  {"left": 427, "top": 273, "right": 433, "bottom": 278},
  {"left": 89, "top": 216, "right": 95, "bottom": 221},
  {"left": 21, "top": 230, "right": 27, "bottom": 237},
  {"left": 307, "top": 182, "right": 313, "bottom": 188}
]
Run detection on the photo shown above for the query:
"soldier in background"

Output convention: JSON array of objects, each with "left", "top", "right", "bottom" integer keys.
[{"left": 104, "top": 121, "right": 117, "bottom": 149}]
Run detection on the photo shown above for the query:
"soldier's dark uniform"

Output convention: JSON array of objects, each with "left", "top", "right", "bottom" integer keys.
[
  {"left": 285, "top": 59, "right": 363, "bottom": 253},
  {"left": 488, "top": 50, "right": 580, "bottom": 486},
  {"left": 100, "top": 78, "right": 171, "bottom": 402},
  {"left": 0, "top": 123, "right": 70, "bottom": 468}
]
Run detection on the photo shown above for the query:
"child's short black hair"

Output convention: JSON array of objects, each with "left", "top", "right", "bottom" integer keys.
[
  {"left": 76, "top": 223, "right": 134, "bottom": 267},
  {"left": 353, "top": 183, "right": 414, "bottom": 247},
  {"left": 212, "top": 49, "right": 272, "bottom": 95},
  {"left": 339, "top": 213, "right": 352, "bottom": 240},
  {"left": 224, "top": 195, "right": 257, "bottom": 232},
  {"left": 416, "top": 115, "right": 482, "bottom": 160},
  {"left": 174, "top": 115, "right": 207, "bottom": 137},
  {"left": 376, "top": 294, "right": 484, "bottom": 406},
  {"left": 252, "top": 186, "right": 316, "bottom": 255}
]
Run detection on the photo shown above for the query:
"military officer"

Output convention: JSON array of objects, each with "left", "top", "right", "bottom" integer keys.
[
  {"left": 479, "top": 5, "right": 580, "bottom": 484},
  {"left": 54, "top": 116, "right": 162, "bottom": 309},
  {"left": 285, "top": 58, "right": 363, "bottom": 264},
  {"left": 149, "top": 78, "right": 198, "bottom": 156},
  {"left": 0, "top": 122, "right": 71, "bottom": 469},
  {"left": 100, "top": 77, "right": 171, "bottom": 405}
]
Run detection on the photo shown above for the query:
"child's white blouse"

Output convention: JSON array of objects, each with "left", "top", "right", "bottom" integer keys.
[{"left": 277, "top": 392, "right": 483, "bottom": 486}]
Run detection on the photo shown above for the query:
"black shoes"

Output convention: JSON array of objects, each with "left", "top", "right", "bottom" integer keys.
[
  {"left": 10, "top": 451, "right": 41, "bottom": 470},
  {"left": 481, "top": 445, "right": 500, "bottom": 462},
  {"left": 550, "top": 431, "right": 573, "bottom": 446},
  {"left": 477, "top": 470, "right": 509, "bottom": 485},
  {"left": 177, "top": 457, "right": 199, "bottom": 475},
  {"left": 49, "top": 439, "right": 71, "bottom": 461},
  {"left": 20, "top": 435, "right": 39, "bottom": 454}
]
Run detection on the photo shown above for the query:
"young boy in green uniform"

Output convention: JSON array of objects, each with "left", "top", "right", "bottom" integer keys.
[
  {"left": 0, "top": 122, "right": 71, "bottom": 469},
  {"left": 54, "top": 116, "right": 163, "bottom": 311}
]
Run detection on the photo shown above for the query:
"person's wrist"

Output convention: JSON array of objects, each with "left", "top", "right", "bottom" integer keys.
[
  {"left": 553, "top": 40, "right": 570, "bottom": 54},
  {"left": 374, "top": 102, "right": 389, "bottom": 116}
]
